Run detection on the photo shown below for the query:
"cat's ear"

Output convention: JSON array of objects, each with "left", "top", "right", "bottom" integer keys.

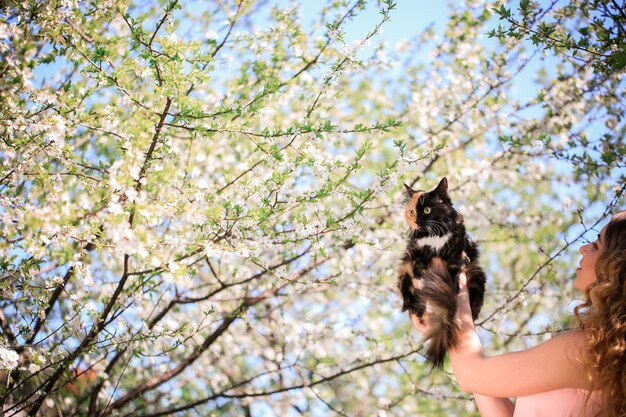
[
  {"left": 404, "top": 183, "right": 415, "bottom": 198},
  {"left": 435, "top": 177, "right": 449, "bottom": 199}
]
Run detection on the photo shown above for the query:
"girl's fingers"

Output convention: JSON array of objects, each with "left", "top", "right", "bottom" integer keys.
[
  {"left": 456, "top": 270, "right": 472, "bottom": 319},
  {"left": 459, "top": 270, "right": 467, "bottom": 288},
  {"left": 411, "top": 271, "right": 470, "bottom": 334},
  {"left": 410, "top": 313, "right": 428, "bottom": 333}
]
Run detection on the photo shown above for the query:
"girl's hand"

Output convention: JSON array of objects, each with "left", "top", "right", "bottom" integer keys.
[
  {"left": 410, "top": 310, "right": 429, "bottom": 333},
  {"left": 410, "top": 270, "right": 471, "bottom": 333},
  {"left": 456, "top": 270, "right": 474, "bottom": 326}
]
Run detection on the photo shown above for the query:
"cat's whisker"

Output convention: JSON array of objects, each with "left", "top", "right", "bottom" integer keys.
[
  {"left": 427, "top": 220, "right": 448, "bottom": 237},
  {"left": 436, "top": 221, "right": 450, "bottom": 236}
]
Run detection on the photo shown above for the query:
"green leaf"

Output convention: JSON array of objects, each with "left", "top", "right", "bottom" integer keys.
[
  {"left": 269, "top": 144, "right": 283, "bottom": 161},
  {"left": 519, "top": 0, "right": 531, "bottom": 17},
  {"left": 610, "top": 51, "right": 626, "bottom": 71}
]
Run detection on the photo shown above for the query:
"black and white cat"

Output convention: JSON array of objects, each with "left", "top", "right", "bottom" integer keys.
[{"left": 398, "top": 177, "right": 486, "bottom": 369}]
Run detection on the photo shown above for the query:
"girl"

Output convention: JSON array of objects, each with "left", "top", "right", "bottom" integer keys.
[{"left": 412, "top": 211, "right": 626, "bottom": 417}]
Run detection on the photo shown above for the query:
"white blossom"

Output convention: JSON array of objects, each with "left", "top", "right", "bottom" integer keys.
[{"left": 0, "top": 347, "right": 19, "bottom": 371}]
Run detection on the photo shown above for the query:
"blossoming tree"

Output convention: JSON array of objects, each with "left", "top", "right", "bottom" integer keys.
[{"left": 0, "top": 0, "right": 624, "bottom": 416}]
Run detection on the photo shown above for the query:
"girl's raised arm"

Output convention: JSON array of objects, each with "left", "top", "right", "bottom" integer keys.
[{"left": 411, "top": 273, "right": 591, "bottom": 398}]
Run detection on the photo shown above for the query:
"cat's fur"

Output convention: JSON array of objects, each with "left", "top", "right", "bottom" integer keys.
[{"left": 398, "top": 177, "right": 486, "bottom": 369}]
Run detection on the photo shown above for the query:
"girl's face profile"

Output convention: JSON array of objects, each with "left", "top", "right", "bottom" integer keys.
[{"left": 574, "top": 224, "right": 608, "bottom": 292}]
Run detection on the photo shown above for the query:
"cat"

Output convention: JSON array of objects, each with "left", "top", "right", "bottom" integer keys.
[{"left": 398, "top": 177, "right": 486, "bottom": 369}]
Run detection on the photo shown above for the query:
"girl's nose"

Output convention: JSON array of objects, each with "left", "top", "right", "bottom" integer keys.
[{"left": 579, "top": 243, "right": 589, "bottom": 254}]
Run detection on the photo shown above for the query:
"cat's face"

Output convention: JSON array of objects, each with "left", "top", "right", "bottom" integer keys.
[{"left": 403, "top": 177, "right": 452, "bottom": 231}]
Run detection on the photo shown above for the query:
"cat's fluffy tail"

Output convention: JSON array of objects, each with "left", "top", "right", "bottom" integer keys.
[{"left": 420, "top": 257, "right": 460, "bottom": 370}]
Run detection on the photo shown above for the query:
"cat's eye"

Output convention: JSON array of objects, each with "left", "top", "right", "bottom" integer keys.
[
  {"left": 409, "top": 209, "right": 416, "bottom": 217},
  {"left": 424, "top": 207, "right": 431, "bottom": 214}
]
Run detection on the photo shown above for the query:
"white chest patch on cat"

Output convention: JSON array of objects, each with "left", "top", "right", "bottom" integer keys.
[{"left": 416, "top": 233, "right": 451, "bottom": 251}]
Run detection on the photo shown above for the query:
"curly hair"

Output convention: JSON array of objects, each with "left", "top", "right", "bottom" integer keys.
[{"left": 575, "top": 210, "right": 626, "bottom": 417}]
